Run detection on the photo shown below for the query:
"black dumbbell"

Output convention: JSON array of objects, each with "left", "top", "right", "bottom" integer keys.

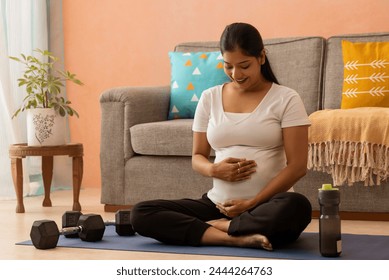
[
  {"left": 62, "top": 211, "right": 82, "bottom": 238},
  {"left": 105, "top": 209, "right": 135, "bottom": 236},
  {"left": 30, "top": 214, "right": 105, "bottom": 249},
  {"left": 62, "top": 210, "right": 135, "bottom": 236}
]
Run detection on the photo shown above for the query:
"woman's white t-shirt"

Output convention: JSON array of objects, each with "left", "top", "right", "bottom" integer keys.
[{"left": 192, "top": 83, "right": 311, "bottom": 204}]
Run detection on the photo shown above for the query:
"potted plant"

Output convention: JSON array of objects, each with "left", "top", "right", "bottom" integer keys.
[{"left": 10, "top": 49, "right": 83, "bottom": 146}]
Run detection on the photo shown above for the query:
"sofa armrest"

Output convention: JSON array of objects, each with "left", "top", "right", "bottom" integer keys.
[{"left": 99, "top": 86, "right": 170, "bottom": 204}]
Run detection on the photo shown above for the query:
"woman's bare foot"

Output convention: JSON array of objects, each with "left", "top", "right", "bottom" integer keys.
[
  {"left": 237, "top": 234, "right": 273, "bottom": 251},
  {"left": 206, "top": 218, "right": 230, "bottom": 232},
  {"left": 201, "top": 227, "right": 273, "bottom": 251}
]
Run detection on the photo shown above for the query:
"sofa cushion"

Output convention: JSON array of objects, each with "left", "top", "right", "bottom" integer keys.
[
  {"left": 168, "top": 51, "right": 230, "bottom": 120},
  {"left": 323, "top": 32, "right": 389, "bottom": 109},
  {"left": 340, "top": 40, "right": 389, "bottom": 109},
  {"left": 131, "top": 119, "right": 194, "bottom": 156},
  {"left": 175, "top": 37, "right": 325, "bottom": 115}
]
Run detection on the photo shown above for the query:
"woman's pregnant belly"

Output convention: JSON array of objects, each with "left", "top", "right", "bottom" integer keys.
[{"left": 207, "top": 145, "right": 286, "bottom": 204}]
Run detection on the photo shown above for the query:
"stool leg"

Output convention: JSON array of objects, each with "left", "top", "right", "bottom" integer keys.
[
  {"left": 11, "top": 157, "right": 25, "bottom": 213},
  {"left": 72, "top": 156, "right": 83, "bottom": 211},
  {"left": 41, "top": 156, "right": 53, "bottom": 207}
]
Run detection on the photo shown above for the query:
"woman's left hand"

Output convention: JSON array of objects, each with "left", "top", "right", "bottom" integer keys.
[{"left": 216, "top": 199, "right": 255, "bottom": 218}]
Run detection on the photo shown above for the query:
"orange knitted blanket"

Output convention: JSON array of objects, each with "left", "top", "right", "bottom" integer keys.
[{"left": 308, "top": 107, "right": 389, "bottom": 186}]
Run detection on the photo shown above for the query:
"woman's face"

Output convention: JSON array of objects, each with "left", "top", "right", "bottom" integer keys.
[{"left": 223, "top": 48, "right": 265, "bottom": 91}]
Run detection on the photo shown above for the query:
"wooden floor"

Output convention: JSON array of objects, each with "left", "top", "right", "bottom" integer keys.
[{"left": 1, "top": 187, "right": 389, "bottom": 260}]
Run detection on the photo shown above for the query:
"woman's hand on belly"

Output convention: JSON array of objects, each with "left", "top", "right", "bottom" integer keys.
[
  {"left": 216, "top": 199, "right": 255, "bottom": 218},
  {"left": 211, "top": 157, "right": 257, "bottom": 182}
]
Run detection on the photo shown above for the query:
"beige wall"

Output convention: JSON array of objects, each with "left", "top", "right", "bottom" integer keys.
[{"left": 62, "top": 0, "right": 389, "bottom": 188}]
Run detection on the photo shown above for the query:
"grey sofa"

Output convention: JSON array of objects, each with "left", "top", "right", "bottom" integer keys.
[{"left": 100, "top": 32, "right": 389, "bottom": 219}]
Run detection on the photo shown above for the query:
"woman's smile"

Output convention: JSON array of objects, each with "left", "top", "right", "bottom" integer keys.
[{"left": 234, "top": 77, "right": 248, "bottom": 84}]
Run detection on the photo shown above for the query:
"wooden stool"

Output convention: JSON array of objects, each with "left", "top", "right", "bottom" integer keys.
[{"left": 9, "top": 143, "right": 83, "bottom": 213}]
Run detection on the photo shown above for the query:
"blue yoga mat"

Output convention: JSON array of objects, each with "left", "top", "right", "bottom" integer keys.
[{"left": 17, "top": 226, "right": 389, "bottom": 260}]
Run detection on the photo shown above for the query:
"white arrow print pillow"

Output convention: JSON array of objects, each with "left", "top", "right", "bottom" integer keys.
[{"left": 341, "top": 40, "right": 389, "bottom": 109}]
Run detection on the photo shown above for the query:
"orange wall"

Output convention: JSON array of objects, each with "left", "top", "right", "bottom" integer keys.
[{"left": 62, "top": 0, "right": 389, "bottom": 188}]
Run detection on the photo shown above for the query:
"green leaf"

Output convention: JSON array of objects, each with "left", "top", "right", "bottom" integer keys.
[
  {"left": 18, "top": 80, "right": 27, "bottom": 87},
  {"left": 59, "top": 106, "right": 66, "bottom": 117},
  {"left": 73, "top": 78, "right": 84, "bottom": 85},
  {"left": 9, "top": 56, "right": 21, "bottom": 62},
  {"left": 67, "top": 108, "right": 74, "bottom": 116},
  {"left": 12, "top": 108, "right": 21, "bottom": 119}
]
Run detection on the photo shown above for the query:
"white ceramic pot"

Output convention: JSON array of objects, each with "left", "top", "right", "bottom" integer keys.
[{"left": 27, "top": 108, "right": 66, "bottom": 146}]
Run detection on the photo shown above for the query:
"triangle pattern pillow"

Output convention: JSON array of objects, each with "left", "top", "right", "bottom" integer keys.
[
  {"left": 168, "top": 51, "right": 230, "bottom": 119},
  {"left": 341, "top": 40, "right": 389, "bottom": 109}
]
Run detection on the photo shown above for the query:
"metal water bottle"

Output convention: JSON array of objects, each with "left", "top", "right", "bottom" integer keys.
[{"left": 318, "top": 184, "right": 341, "bottom": 257}]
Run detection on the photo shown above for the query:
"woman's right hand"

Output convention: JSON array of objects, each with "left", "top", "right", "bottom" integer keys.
[{"left": 211, "top": 157, "right": 257, "bottom": 182}]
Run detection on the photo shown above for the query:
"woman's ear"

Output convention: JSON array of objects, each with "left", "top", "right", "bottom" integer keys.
[{"left": 260, "top": 49, "right": 266, "bottom": 65}]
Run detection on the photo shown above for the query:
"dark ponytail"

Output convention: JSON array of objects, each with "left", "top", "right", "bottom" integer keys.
[
  {"left": 261, "top": 56, "right": 279, "bottom": 84},
  {"left": 220, "top": 23, "right": 279, "bottom": 84}
]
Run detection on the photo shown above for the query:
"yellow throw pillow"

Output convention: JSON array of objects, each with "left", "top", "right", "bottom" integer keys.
[{"left": 341, "top": 40, "right": 389, "bottom": 109}]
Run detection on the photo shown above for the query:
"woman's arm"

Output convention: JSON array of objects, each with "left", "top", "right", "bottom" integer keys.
[
  {"left": 252, "top": 125, "right": 309, "bottom": 202},
  {"left": 192, "top": 132, "right": 213, "bottom": 177}
]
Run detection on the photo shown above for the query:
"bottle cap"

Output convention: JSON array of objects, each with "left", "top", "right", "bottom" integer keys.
[{"left": 321, "top": 183, "right": 339, "bottom": 190}]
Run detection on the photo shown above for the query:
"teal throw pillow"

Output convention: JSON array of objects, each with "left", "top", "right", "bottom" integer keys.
[{"left": 168, "top": 51, "right": 230, "bottom": 119}]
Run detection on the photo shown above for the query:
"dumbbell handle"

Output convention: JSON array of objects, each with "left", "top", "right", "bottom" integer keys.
[{"left": 60, "top": 226, "right": 84, "bottom": 236}]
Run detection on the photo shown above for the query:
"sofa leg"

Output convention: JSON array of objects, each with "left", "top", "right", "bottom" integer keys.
[{"left": 104, "top": 204, "right": 133, "bottom": 212}]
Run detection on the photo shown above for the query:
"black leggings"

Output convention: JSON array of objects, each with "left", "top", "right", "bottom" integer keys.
[{"left": 130, "top": 192, "right": 312, "bottom": 248}]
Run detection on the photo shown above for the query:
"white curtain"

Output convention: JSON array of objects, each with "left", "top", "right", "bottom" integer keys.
[{"left": 0, "top": 0, "right": 71, "bottom": 200}]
